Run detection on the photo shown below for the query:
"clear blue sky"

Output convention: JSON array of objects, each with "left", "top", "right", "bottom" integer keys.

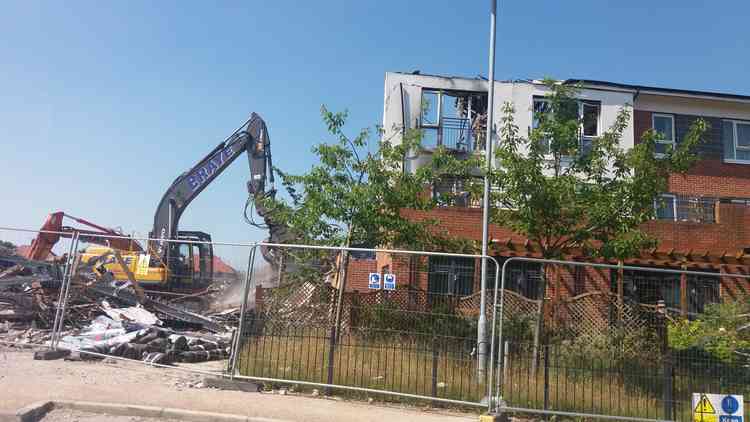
[{"left": 2, "top": 1, "right": 749, "bottom": 266}]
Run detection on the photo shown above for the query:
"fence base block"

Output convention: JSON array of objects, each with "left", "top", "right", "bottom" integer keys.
[
  {"left": 202, "top": 377, "right": 262, "bottom": 393},
  {"left": 479, "top": 414, "right": 509, "bottom": 422},
  {"left": 33, "top": 349, "right": 70, "bottom": 361}
]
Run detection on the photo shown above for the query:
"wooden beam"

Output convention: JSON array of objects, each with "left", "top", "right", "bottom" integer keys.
[{"left": 680, "top": 267, "right": 688, "bottom": 318}]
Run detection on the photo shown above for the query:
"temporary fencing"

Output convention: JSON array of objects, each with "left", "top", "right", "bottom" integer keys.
[
  {"left": 489, "top": 257, "right": 750, "bottom": 421},
  {"left": 231, "top": 243, "right": 500, "bottom": 407},
  {"left": 3, "top": 223, "right": 750, "bottom": 421}
]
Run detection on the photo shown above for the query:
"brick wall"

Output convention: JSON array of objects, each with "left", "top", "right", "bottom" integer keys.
[{"left": 634, "top": 109, "right": 750, "bottom": 198}]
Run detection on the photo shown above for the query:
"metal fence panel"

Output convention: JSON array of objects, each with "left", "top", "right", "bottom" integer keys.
[
  {"left": 233, "top": 244, "right": 500, "bottom": 406},
  {"left": 489, "top": 257, "right": 750, "bottom": 421}
]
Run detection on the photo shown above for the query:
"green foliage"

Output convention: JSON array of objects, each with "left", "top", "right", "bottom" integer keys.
[
  {"left": 668, "top": 301, "right": 750, "bottom": 363},
  {"left": 354, "top": 300, "right": 477, "bottom": 341},
  {"left": 263, "top": 106, "right": 477, "bottom": 252},
  {"left": 491, "top": 80, "right": 708, "bottom": 260},
  {"left": 501, "top": 313, "right": 535, "bottom": 342}
]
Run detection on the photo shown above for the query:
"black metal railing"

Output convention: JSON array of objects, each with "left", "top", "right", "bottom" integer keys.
[
  {"left": 237, "top": 287, "right": 485, "bottom": 404},
  {"left": 420, "top": 117, "right": 482, "bottom": 153},
  {"left": 497, "top": 341, "right": 750, "bottom": 421}
]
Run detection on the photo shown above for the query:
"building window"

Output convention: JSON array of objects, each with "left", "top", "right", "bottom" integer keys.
[
  {"left": 617, "top": 270, "right": 719, "bottom": 316},
  {"left": 581, "top": 102, "right": 600, "bottom": 137},
  {"left": 654, "top": 193, "right": 717, "bottom": 223},
  {"left": 723, "top": 119, "right": 750, "bottom": 163},
  {"left": 531, "top": 97, "right": 600, "bottom": 156},
  {"left": 532, "top": 97, "right": 552, "bottom": 154},
  {"left": 427, "top": 256, "right": 475, "bottom": 296},
  {"left": 497, "top": 259, "right": 543, "bottom": 300},
  {"left": 655, "top": 194, "right": 677, "bottom": 220},
  {"left": 652, "top": 114, "right": 675, "bottom": 156},
  {"left": 419, "top": 89, "right": 487, "bottom": 152}
]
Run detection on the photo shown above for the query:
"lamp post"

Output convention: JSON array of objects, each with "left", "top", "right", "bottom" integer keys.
[{"left": 478, "top": 0, "right": 497, "bottom": 378}]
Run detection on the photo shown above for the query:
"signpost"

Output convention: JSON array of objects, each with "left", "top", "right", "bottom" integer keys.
[
  {"left": 368, "top": 273, "right": 381, "bottom": 290},
  {"left": 693, "top": 393, "right": 744, "bottom": 422},
  {"left": 383, "top": 273, "right": 396, "bottom": 291}
]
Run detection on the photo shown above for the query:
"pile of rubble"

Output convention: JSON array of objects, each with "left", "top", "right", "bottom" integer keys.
[
  {"left": 0, "top": 253, "right": 235, "bottom": 365},
  {"left": 59, "top": 309, "right": 231, "bottom": 364}
]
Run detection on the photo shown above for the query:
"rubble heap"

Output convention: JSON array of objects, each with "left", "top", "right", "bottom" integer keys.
[{"left": 1, "top": 251, "right": 235, "bottom": 365}]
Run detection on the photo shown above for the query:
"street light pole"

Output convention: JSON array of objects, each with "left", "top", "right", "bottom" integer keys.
[{"left": 477, "top": 0, "right": 497, "bottom": 378}]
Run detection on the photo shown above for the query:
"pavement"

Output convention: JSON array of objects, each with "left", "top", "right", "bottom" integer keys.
[{"left": 0, "top": 348, "right": 476, "bottom": 422}]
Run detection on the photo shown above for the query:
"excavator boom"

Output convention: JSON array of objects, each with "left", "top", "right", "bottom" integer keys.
[
  {"left": 27, "top": 212, "right": 142, "bottom": 261},
  {"left": 150, "top": 113, "right": 274, "bottom": 262}
]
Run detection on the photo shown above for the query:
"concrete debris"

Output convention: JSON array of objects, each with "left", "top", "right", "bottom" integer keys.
[
  {"left": 1, "top": 249, "right": 236, "bottom": 367},
  {"left": 54, "top": 314, "right": 232, "bottom": 364}
]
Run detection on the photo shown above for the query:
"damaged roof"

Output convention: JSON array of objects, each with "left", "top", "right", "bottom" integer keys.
[{"left": 393, "top": 71, "right": 750, "bottom": 103}]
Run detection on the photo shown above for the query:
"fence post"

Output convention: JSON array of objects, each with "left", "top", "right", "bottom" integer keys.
[
  {"left": 543, "top": 344, "right": 550, "bottom": 411},
  {"left": 228, "top": 245, "right": 257, "bottom": 378},
  {"left": 431, "top": 337, "right": 439, "bottom": 403},
  {"left": 325, "top": 325, "right": 336, "bottom": 396},
  {"left": 50, "top": 232, "right": 79, "bottom": 350},
  {"left": 657, "top": 300, "right": 673, "bottom": 421},
  {"left": 502, "top": 341, "right": 509, "bottom": 397}
]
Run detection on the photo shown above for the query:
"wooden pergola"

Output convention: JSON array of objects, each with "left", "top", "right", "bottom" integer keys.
[{"left": 489, "top": 238, "right": 749, "bottom": 317}]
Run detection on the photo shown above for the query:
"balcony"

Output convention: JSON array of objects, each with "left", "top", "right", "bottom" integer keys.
[{"left": 420, "top": 117, "right": 484, "bottom": 153}]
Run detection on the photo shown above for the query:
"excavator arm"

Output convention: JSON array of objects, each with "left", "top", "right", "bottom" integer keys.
[
  {"left": 27, "top": 212, "right": 142, "bottom": 261},
  {"left": 150, "top": 113, "right": 274, "bottom": 262}
]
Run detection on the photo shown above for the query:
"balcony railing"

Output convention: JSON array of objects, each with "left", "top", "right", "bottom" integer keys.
[
  {"left": 655, "top": 195, "right": 717, "bottom": 224},
  {"left": 420, "top": 117, "right": 484, "bottom": 153}
]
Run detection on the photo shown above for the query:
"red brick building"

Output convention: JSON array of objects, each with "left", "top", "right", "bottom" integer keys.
[{"left": 347, "top": 73, "right": 750, "bottom": 319}]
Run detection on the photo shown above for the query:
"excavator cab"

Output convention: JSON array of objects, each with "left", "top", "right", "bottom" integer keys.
[{"left": 167, "top": 231, "right": 213, "bottom": 290}]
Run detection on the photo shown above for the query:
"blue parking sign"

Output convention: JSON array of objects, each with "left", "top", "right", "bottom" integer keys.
[
  {"left": 384, "top": 273, "right": 396, "bottom": 290},
  {"left": 368, "top": 273, "right": 381, "bottom": 289}
]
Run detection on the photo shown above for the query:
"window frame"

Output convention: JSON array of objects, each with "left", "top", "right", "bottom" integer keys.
[
  {"left": 654, "top": 193, "right": 677, "bottom": 221},
  {"left": 531, "top": 96, "right": 552, "bottom": 155},
  {"left": 723, "top": 119, "right": 750, "bottom": 164},
  {"left": 652, "top": 113, "right": 676, "bottom": 157},
  {"left": 530, "top": 97, "right": 601, "bottom": 158},
  {"left": 579, "top": 101, "right": 601, "bottom": 139}
]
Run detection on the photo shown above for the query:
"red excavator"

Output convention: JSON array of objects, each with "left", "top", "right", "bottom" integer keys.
[{"left": 25, "top": 212, "right": 143, "bottom": 261}]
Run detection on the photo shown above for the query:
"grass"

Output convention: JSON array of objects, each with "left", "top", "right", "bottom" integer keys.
[
  {"left": 237, "top": 328, "right": 485, "bottom": 405},
  {"left": 238, "top": 330, "right": 750, "bottom": 421}
]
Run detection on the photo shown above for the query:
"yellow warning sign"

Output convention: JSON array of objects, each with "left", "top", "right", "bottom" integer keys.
[{"left": 695, "top": 394, "right": 717, "bottom": 422}]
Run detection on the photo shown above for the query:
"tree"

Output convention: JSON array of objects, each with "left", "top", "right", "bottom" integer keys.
[
  {"left": 262, "top": 106, "right": 475, "bottom": 264},
  {"left": 492, "top": 80, "right": 706, "bottom": 260},
  {"left": 488, "top": 80, "right": 708, "bottom": 360}
]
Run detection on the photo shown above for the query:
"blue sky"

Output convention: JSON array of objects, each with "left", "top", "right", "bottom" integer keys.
[{"left": 2, "top": 1, "right": 749, "bottom": 266}]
